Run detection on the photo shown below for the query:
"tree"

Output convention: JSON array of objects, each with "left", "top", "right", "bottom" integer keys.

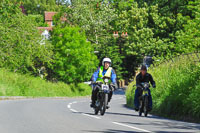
[
  {"left": 51, "top": 26, "right": 98, "bottom": 83},
  {"left": 0, "top": 0, "right": 53, "bottom": 74},
  {"left": 175, "top": 0, "right": 200, "bottom": 53},
  {"left": 27, "top": 14, "right": 48, "bottom": 27},
  {"left": 53, "top": 0, "right": 200, "bottom": 81},
  {"left": 55, "top": 0, "right": 126, "bottom": 78},
  {"left": 66, "top": 0, "right": 117, "bottom": 46},
  {"left": 15, "top": 0, "right": 62, "bottom": 15}
]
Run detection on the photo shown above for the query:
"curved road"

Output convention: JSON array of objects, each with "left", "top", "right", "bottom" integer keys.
[{"left": 0, "top": 90, "right": 200, "bottom": 133}]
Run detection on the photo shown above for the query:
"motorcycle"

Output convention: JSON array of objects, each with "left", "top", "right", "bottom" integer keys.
[
  {"left": 93, "top": 77, "right": 113, "bottom": 116},
  {"left": 139, "top": 82, "right": 150, "bottom": 117}
]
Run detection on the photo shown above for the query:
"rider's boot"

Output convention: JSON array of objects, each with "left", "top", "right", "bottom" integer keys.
[
  {"left": 148, "top": 107, "right": 152, "bottom": 112},
  {"left": 90, "top": 101, "right": 96, "bottom": 108},
  {"left": 106, "top": 102, "right": 110, "bottom": 109},
  {"left": 106, "top": 105, "right": 110, "bottom": 109}
]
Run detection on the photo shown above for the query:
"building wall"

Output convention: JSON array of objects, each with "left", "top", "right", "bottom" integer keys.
[{"left": 46, "top": 20, "right": 53, "bottom": 27}]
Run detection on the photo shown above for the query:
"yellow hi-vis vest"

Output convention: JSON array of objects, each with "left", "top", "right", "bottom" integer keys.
[{"left": 97, "top": 66, "right": 112, "bottom": 82}]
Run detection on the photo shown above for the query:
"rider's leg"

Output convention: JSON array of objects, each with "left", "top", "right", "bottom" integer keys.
[
  {"left": 106, "top": 91, "right": 113, "bottom": 109},
  {"left": 108, "top": 91, "right": 113, "bottom": 103},
  {"left": 134, "top": 87, "right": 141, "bottom": 110},
  {"left": 148, "top": 88, "right": 152, "bottom": 110},
  {"left": 91, "top": 85, "right": 98, "bottom": 107}
]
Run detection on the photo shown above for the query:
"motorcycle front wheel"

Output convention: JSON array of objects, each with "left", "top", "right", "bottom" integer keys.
[
  {"left": 139, "top": 99, "right": 143, "bottom": 116},
  {"left": 100, "top": 93, "right": 108, "bottom": 116},
  {"left": 95, "top": 108, "right": 99, "bottom": 115},
  {"left": 144, "top": 95, "right": 148, "bottom": 117}
]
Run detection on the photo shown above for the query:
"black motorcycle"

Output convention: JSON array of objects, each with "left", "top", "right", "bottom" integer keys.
[
  {"left": 139, "top": 82, "right": 150, "bottom": 117},
  {"left": 93, "top": 77, "right": 113, "bottom": 116}
]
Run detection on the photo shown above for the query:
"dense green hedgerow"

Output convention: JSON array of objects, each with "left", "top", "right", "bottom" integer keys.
[
  {"left": 0, "top": 69, "right": 91, "bottom": 97},
  {"left": 126, "top": 54, "right": 200, "bottom": 122}
]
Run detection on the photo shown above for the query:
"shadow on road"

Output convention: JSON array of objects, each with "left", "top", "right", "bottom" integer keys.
[
  {"left": 106, "top": 112, "right": 138, "bottom": 117},
  {"left": 82, "top": 129, "right": 139, "bottom": 133},
  {"left": 113, "top": 89, "right": 125, "bottom": 95}
]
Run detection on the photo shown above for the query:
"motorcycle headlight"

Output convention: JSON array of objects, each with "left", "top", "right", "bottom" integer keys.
[{"left": 104, "top": 79, "right": 109, "bottom": 83}]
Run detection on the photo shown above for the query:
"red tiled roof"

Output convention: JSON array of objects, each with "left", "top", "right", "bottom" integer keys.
[
  {"left": 45, "top": 12, "right": 57, "bottom": 21},
  {"left": 45, "top": 11, "right": 67, "bottom": 21},
  {"left": 37, "top": 27, "right": 53, "bottom": 34}
]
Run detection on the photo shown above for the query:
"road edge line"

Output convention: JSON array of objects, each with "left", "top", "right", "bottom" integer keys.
[{"left": 112, "top": 122, "right": 151, "bottom": 132}]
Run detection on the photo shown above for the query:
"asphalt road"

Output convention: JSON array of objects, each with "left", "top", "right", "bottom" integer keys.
[{"left": 0, "top": 90, "right": 200, "bottom": 133}]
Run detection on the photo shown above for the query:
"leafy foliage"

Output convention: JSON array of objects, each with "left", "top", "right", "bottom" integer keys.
[
  {"left": 175, "top": 1, "right": 200, "bottom": 53},
  {"left": 1, "top": 0, "right": 200, "bottom": 83},
  {"left": 52, "top": 0, "right": 200, "bottom": 80},
  {"left": 0, "top": 0, "right": 53, "bottom": 74},
  {"left": 51, "top": 26, "right": 98, "bottom": 83},
  {"left": 27, "top": 14, "right": 48, "bottom": 27}
]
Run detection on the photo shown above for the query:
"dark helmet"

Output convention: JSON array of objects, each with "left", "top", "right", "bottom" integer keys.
[{"left": 141, "top": 65, "right": 147, "bottom": 71}]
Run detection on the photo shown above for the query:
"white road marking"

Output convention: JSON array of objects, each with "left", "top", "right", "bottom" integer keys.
[
  {"left": 112, "top": 122, "right": 151, "bottom": 132},
  {"left": 70, "top": 109, "right": 78, "bottom": 113},
  {"left": 68, "top": 101, "right": 101, "bottom": 119},
  {"left": 67, "top": 104, "right": 71, "bottom": 108},
  {"left": 68, "top": 96, "right": 125, "bottom": 120},
  {"left": 68, "top": 101, "right": 77, "bottom": 109},
  {"left": 82, "top": 113, "right": 101, "bottom": 119}
]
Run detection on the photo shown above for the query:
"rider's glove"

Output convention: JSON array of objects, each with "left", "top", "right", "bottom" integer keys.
[
  {"left": 110, "top": 83, "right": 117, "bottom": 91},
  {"left": 152, "top": 84, "right": 156, "bottom": 88}
]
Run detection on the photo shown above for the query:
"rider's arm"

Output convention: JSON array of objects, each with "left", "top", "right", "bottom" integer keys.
[
  {"left": 111, "top": 69, "right": 117, "bottom": 84},
  {"left": 111, "top": 69, "right": 118, "bottom": 89},
  {"left": 136, "top": 74, "right": 142, "bottom": 87},
  {"left": 149, "top": 74, "right": 156, "bottom": 88},
  {"left": 91, "top": 67, "right": 100, "bottom": 82}
]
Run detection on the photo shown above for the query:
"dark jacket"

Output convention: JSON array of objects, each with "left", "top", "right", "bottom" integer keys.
[{"left": 136, "top": 72, "right": 156, "bottom": 87}]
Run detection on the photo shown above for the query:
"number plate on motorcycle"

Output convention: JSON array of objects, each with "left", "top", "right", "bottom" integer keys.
[
  {"left": 102, "top": 85, "right": 109, "bottom": 91},
  {"left": 143, "top": 91, "right": 148, "bottom": 95}
]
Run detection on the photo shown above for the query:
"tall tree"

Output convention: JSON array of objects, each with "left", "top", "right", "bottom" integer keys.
[
  {"left": 56, "top": 0, "right": 125, "bottom": 78},
  {"left": 0, "top": 0, "right": 53, "bottom": 74},
  {"left": 51, "top": 26, "right": 99, "bottom": 83},
  {"left": 175, "top": 0, "right": 200, "bottom": 53}
]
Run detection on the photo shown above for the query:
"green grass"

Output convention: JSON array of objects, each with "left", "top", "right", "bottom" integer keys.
[
  {"left": 126, "top": 54, "right": 200, "bottom": 123},
  {"left": 0, "top": 69, "right": 92, "bottom": 97}
]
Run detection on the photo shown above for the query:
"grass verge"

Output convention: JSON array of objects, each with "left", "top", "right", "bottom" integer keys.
[
  {"left": 0, "top": 69, "right": 91, "bottom": 97},
  {"left": 126, "top": 54, "right": 200, "bottom": 123}
]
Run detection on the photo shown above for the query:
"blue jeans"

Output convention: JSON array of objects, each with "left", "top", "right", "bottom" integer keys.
[{"left": 134, "top": 87, "right": 152, "bottom": 109}]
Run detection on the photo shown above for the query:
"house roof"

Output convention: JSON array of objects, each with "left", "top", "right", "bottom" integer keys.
[
  {"left": 45, "top": 11, "right": 67, "bottom": 21},
  {"left": 37, "top": 27, "right": 53, "bottom": 34},
  {"left": 45, "top": 12, "right": 57, "bottom": 21}
]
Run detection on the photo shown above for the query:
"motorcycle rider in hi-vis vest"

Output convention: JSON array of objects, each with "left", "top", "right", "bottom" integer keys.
[{"left": 90, "top": 58, "right": 117, "bottom": 108}]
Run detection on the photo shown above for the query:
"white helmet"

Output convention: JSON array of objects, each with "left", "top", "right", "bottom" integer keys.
[{"left": 102, "top": 58, "right": 112, "bottom": 66}]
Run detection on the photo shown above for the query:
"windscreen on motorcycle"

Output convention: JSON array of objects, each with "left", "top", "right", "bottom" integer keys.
[
  {"left": 141, "top": 82, "right": 150, "bottom": 88},
  {"left": 103, "top": 76, "right": 110, "bottom": 84}
]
